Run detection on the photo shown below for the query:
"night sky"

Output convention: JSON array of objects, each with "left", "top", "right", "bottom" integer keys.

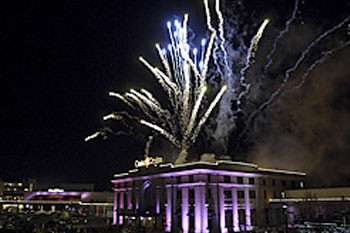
[{"left": 1, "top": 0, "right": 349, "bottom": 190}]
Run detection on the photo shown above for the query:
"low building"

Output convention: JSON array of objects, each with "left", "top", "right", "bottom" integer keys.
[
  {"left": 111, "top": 158, "right": 306, "bottom": 232},
  {"left": 0, "top": 190, "right": 114, "bottom": 219},
  {"left": 270, "top": 187, "right": 350, "bottom": 229}
]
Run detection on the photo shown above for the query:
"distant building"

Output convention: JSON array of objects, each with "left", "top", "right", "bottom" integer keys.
[
  {"left": 0, "top": 178, "right": 37, "bottom": 200},
  {"left": 270, "top": 187, "right": 350, "bottom": 228},
  {"left": 0, "top": 190, "right": 114, "bottom": 220},
  {"left": 111, "top": 158, "right": 306, "bottom": 232},
  {"left": 59, "top": 183, "right": 95, "bottom": 191}
]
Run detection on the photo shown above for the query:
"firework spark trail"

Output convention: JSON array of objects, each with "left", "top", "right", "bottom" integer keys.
[
  {"left": 237, "top": 19, "right": 269, "bottom": 111},
  {"left": 240, "top": 19, "right": 269, "bottom": 82},
  {"left": 155, "top": 43, "right": 172, "bottom": 79},
  {"left": 140, "top": 88, "right": 167, "bottom": 114},
  {"left": 125, "top": 92, "right": 155, "bottom": 120},
  {"left": 263, "top": 0, "right": 299, "bottom": 75},
  {"left": 248, "top": 15, "right": 350, "bottom": 122},
  {"left": 109, "top": 92, "right": 135, "bottom": 110},
  {"left": 203, "top": 0, "right": 218, "bottom": 80},
  {"left": 103, "top": 113, "right": 123, "bottom": 121},
  {"left": 139, "top": 119, "right": 180, "bottom": 148},
  {"left": 85, "top": 132, "right": 101, "bottom": 142},
  {"left": 130, "top": 89, "right": 169, "bottom": 120},
  {"left": 182, "top": 85, "right": 207, "bottom": 146},
  {"left": 191, "top": 85, "right": 228, "bottom": 143},
  {"left": 215, "top": 0, "right": 232, "bottom": 77},
  {"left": 279, "top": 40, "right": 350, "bottom": 100}
]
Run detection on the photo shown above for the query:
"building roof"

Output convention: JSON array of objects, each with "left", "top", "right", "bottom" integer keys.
[{"left": 112, "top": 159, "right": 306, "bottom": 182}]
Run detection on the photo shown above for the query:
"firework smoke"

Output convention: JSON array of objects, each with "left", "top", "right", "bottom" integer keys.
[{"left": 87, "top": 0, "right": 349, "bottom": 164}]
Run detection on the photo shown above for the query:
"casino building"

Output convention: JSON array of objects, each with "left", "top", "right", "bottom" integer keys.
[{"left": 111, "top": 158, "right": 306, "bottom": 232}]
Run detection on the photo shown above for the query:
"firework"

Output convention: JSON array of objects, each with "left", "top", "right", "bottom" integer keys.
[{"left": 87, "top": 0, "right": 349, "bottom": 163}]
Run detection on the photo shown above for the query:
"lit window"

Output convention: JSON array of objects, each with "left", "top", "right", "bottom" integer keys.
[
  {"left": 281, "top": 192, "right": 286, "bottom": 198},
  {"left": 299, "top": 181, "right": 304, "bottom": 188},
  {"left": 18, "top": 183, "right": 23, "bottom": 187}
]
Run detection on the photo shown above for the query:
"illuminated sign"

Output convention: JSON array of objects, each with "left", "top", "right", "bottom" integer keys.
[{"left": 134, "top": 156, "right": 163, "bottom": 168}]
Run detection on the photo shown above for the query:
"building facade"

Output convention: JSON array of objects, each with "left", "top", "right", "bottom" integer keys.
[
  {"left": 111, "top": 159, "right": 305, "bottom": 232},
  {"left": 0, "top": 178, "right": 37, "bottom": 200},
  {"left": 270, "top": 187, "right": 350, "bottom": 229}
]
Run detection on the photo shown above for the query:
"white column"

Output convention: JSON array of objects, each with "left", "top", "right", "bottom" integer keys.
[
  {"left": 244, "top": 188, "right": 251, "bottom": 230},
  {"left": 182, "top": 187, "right": 189, "bottom": 233},
  {"left": 119, "top": 192, "right": 124, "bottom": 225},
  {"left": 202, "top": 187, "right": 208, "bottom": 232},
  {"left": 194, "top": 186, "right": 201, "bottom": 233},
  {"left": 232, "top": 187, "right": 239, "bottom": 232},
  {"left": 156, "top": 188, "right": 160, "bottom": 214},
  {"left": 219, "top": 186, "right": 227, "bottom": 233},
  {"left": 165, "top": 187, "right": 172, "bottom": 232},
  {"left": 128, "top": 189, "right": 132, "bottom": 209},
  {"left": 135, "top": 187, "right": 139, "bottom": 210},
  {"left": 113, "top": 191, "right": 118, "bottom": 225},
  {"left": 194, "top": 185, "right": 207, "bottom": 233}
]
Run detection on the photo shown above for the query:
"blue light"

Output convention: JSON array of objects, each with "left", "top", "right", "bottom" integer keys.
[
  {"left": 201, "top": 39, "right": 206, "bottom": 46},
  {"left": 167, "top": 44, "right": 172, "bottom": 51},
  {"left": 167, "top": 21, "right": 171, "bottom": 29},
  {"left": 162, "top": 48, "right": 167, "bottom": 55},
  {"left": 193, "top": 48, "right": 198, "bottom": 55}
]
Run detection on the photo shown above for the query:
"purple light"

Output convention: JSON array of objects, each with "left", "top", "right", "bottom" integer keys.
[{"left": 24, "top": 191, "right": 80, "bottom": 200}]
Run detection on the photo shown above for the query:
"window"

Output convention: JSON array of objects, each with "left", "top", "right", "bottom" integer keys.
[
  {"left": 291, "top": 181, "right": 296, "bottom": 187},
  {"left": 263, "top": 190, "right": 267, "bottom": 199},
  {"left": 224, "top": 190, "right": 232, "bottom": 199},
  {"left": 208, "top": 174, "right": 211, "bottom": 182},
  {"left": 273, "top": 191, "right": 277, "bottom": 198},
  {"left": 177, "top": 176, "right": 181, "bottom": 183},
  {"left": 249, "top": 190, "right": 256, "bottom": 199},
  {"left": 281, "top": 180, "right": 286, "bottom": 187},
  {"left": 189, "top": 175, "right": 194, "bottom": 183},
  {"left": 249, "top": 178, "right": 255, "bottom": 184},
  {"left": 237, "top": 177, "right": 243, "bottom": 184},
  {"left": 299, "top": 181, "right": 304, "bottom": 188},
  {"left": 224, "top": 176, "right": 230, "bottom": 183},
  {"left": 263, "top": 179, "right": 266, "bottom": 186},
  {"left": 237, "top": 190, "right": 245, "bottom": 199},
  {"left": 208, "top": 189, "right": 212, "bottom": 199},
  {"left": 272, "top": 179, "right": 276, "bottom": 186},
  {"left": 265, "top": 208, "right": 270, "bottom": 225}
]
